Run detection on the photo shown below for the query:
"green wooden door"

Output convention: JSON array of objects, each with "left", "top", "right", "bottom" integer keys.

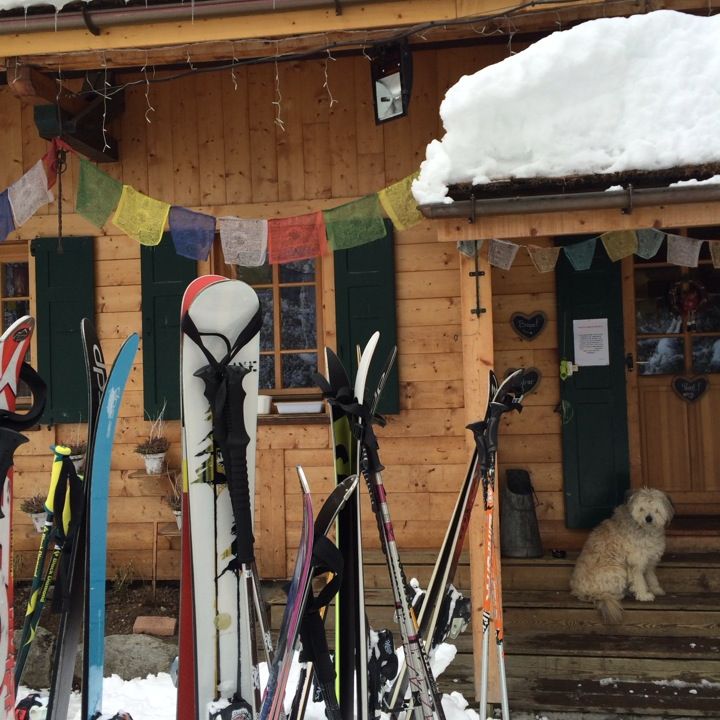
[
  {"left": 556, "top": 239, "right": 630, "bottom": 528},
  {"left": 334, "top": 223, "right": 399, "bottom": 414},
  {"left": 141, "top": 237, "right": 196, "bottom": 420}
]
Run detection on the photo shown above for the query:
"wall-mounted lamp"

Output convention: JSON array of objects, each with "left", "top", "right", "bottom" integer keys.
[{"left": 370, "top": 41, "right": 413, "bottom": 124}]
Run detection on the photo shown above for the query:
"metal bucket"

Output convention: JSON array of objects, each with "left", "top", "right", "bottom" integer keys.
[{"left": 500, "top": 469, "right": 543, "bottom": 558}]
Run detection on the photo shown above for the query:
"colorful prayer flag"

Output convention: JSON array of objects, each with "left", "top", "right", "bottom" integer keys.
[
  {"left": 457, "top": 239, "right": 483, "bottom": 258},
  {"left": 635, "top": 228, "right": 665, "bottom": 260},
  {"left": 0, "top": 191, "right": 15, "bottom": 243},
  {"left": 488, "top": 239, "right": 520, "bottom": 270},
  {"left": 268, "top": 211, "right": 328, "bottom": 264},
  {"left": 710, "top": 240, "right": 720, "bottom": 269},
  {"left": 378, "top": 173, "right": 423, "bottom": 231},
  {"left": 112, "top": 185, "right": 170, "bottom": 247},
  {"left": 323, "top": 194, "right": 387, "bottom": 251},
  {"left": 76, "top": 159, "right": 123, "bottom": 229},
  {"left": 601, "top": 230, "right": 637, "bottom": 262},
  {"left": 42, "top": 138, "right": 72, "bottom": 189},
  {"left": 169, "top": 207, "right": 216, "bottom": 261},
  {"left": 8, "top": 160, "right": 53, "bottom": 227},
  {"left": 563, "top": 237, "right": 596, "bottom": 271},
  {"left": 218, "top": 217, "right": 268, "bottom": 267},
  {"left": 527, "top": 245, "right": 561, "bottom": 273},
  {"left": 666, "top": 233, "right": 702, "bottom": 267}
]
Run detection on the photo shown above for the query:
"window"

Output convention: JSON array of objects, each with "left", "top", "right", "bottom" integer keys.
[
  {"left": 635, "top": 229, "right": 720, "bottom": 375},
  {"left": 235, "top": 260, "right": 322, "bottom": 395},
  {"left": 0, "top": 250, "right": 31, "bottom": 404}
]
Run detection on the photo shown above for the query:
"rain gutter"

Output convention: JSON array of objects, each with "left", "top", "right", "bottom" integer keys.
[
  {"left": 0, "top": 0, "right": 333, "bottom": 34},
  {"left": 419, "top": 184, "right": 720, "bottom": 219}
]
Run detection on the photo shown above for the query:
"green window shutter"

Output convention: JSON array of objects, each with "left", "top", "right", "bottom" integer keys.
[
  {"left": 31, "top": 236, "right": 95, "bottom": 425},
  {"left": 140, "top": 236, "right": 196, "bottom": 420},
  {"left": 334, "top": 222, "right": 399, "bottom": 414}
]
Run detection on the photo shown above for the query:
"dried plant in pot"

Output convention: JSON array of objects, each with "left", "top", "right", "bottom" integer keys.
[
  {"left": 163, "top": 492, "right": 182, "bottom": 529},
  {"left": 135, "top": 405, "right": 169, "bottom": 474},
  {"left": 65, "top": 440, "right": 88, "bottom": 474},
  {"left": 20, "top": 494, "right": 47, "bottom": 533}
]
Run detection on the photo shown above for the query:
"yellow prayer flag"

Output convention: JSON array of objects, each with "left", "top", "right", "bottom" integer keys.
[
  {"left": 710, "top": 240, "right": 720, "bottom": 269},
  {"left": 378, "top": 173, "right": 423, "bottom": 231},
  {"left": 601, "top": 230, "right": 637, "bottom": 262},
  {"left": 527, "top": 245, "right": 561, "bottom": 273},
  {"left": 112, "top": 185, "right": 170, "bottom": 246}
]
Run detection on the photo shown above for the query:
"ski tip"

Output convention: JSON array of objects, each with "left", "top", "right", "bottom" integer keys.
[{"left": 296, "top": 465, "right": 311, "bottom": 495}]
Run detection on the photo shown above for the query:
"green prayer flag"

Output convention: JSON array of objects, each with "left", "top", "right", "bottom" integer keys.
[
  {"left": 323, "top": 194, "right": 387, "bottom": 251},
  {"left": 76, "top": 159, "right": 123, "bottom": 228}
]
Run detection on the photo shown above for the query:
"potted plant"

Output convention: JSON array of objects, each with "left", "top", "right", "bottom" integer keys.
[
  {"left": 66, "top": 440, "right": 87, "bottom": 474},
  {"left": 163, "top": 492, "right": 182, "bottom": 529},
  {"left": 135, "top": 406, "right": 169, "bottom": 474},
  {"left": 20, "top": 494, "right": 47, "bottom": 533}
]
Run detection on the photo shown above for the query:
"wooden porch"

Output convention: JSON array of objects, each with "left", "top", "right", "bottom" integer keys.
[{"left": 267, "top": 548, "right": 720, "bottom": 716}]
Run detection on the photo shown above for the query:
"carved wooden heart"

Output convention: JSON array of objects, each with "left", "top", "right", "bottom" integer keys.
[
  {"left": 672, "top": 376, "right": 709, "bottom": 403},
  {"left": 510, "top": 312, "right": 548, "bottom": 341}
]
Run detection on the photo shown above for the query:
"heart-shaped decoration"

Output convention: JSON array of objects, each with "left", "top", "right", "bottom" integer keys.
[
  {"left": 510, "top": 312, "right": 548, "bottom": 341},
  {"left": 505, "top": 367, "right": 542, "bottom": 395},
  {"left": 672, "top": 376, "right": 709, "bottom": 403}
]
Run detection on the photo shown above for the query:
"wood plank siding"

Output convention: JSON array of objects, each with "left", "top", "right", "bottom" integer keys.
[{"left": 7, "top": 43, "right": 534, "bottom": 581}]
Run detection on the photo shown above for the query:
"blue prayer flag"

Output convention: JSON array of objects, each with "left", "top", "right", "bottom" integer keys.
[{"left": 169, "top": 206, "right": 216, "bottom": 260}]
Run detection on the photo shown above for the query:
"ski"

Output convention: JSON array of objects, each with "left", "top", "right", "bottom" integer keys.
[
  {"left": 47, "top": 319, "right": 107, "bottom": 720},
  {"left": 0, "top": 315, "right": 35, "bottom": 715},
  {"left": 82, "top": 332, "right": 140, "bottom": 720},
  {"left": 180, "top": 278, "right": 264, "bottom": 719},
  {"left": 387, "top": 369, "right": 526, "bottom": 717},
  {"left": 177, "top": 275, "right": 228, "bottom": 720}
]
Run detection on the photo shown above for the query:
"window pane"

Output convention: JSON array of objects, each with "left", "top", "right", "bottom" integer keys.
[
  {"left": 281, "top": 352, "right": 317, "bottom": 388},
  {"left": 236, "top": 264, "right": 272, "bottom": 285},
  {"left": 3, "top": 263, "right": 29, "bottom": 298},
  {"left": 280, "top": 286, "right": 317, "bottom": 350},
  {"left": 635, "top": 266, "right": 683, "bottom": 334},
  {"left": 279, "top": 259, "right": 315, "bottom": 283},
  {"left": 256, "top": 288, "right": 274, "bottom": 352},
  {"left": 692, "top": 337, "right": 720, "bottom": 374},
  {"left": 637, "top": 337, "right": 684, "bottom": 375},
  {"left": 689, "top": 267, "right": 720, "bottom": 333},
  {"left": 259, "top": 355, "right": 275, "bottom": 389},
  {"left": 3, "top": 299, "right": 29, "bottom": 331}
]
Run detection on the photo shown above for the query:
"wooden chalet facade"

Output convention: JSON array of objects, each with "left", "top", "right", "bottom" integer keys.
[{"left": 1, "top": 0, "right": 719, "bottom": 715}]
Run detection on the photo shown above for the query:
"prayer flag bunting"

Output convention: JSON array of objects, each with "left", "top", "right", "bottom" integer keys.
[
  {"left": 488, "top": 239, "right": 520, "bottom": 270},
  {"left": 323, "top": 194, "right": 387, "bottom": 251},
  {"left": 666, "top": 233, "right": 702, "bottom": 267},
  {"left": 218, "top": 217, "right": 268, "bottom": 267},
  {"left": 76, "top": 159, "right": 123, "bottom": 229},
  {"left": 8, "top": 160, "right": 53, "bottom": 227},
  {"left": 710, "top": 240, "right": 720, "bottom": 269},
  {"left": 563, "top": 237, "right": 596, "bottom": 271},
  {"left": 268, "top": 211, "right": 328, "bottom": 264},
  {"left": 0, "top": 191, "right": 15, "bottom": 243},
  {"left": 112, "top": 185, "right": 170, "bottom": 247},
  {"left": 169, "top": 206, "right": 216, "bottom": 261},
  {"left": 635, "top": 228, "right": 665, "bottom": 260},
  {"left": 527, "top": 245, "right": 561, "bottom": 273},
  {"left": 378, "top": 173, "right": 423, "bottom": 231},
  {"left": 42, "top": 138, "right": 72, "bottom": 190},
  {"left": 601, "top": 230, "right": 638, "bottom": 262},
  {"left": 457, "top": 239, "right": 483, "bottom": 258}
]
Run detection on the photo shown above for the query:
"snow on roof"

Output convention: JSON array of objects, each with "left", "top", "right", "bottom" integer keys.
[
  {"left": 0, "top": 0, "right": 88, "bottom": 11},
  {"left": 413, "top": 10, "right": 720, "bottom": 205}
]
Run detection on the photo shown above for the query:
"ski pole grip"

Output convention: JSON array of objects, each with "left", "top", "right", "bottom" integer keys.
[
  {"left": 46, "top": 445, "right": 72, "bottom": 515},
  {"left": 0, "top": 427, "right": 29, "bottom": 519}
]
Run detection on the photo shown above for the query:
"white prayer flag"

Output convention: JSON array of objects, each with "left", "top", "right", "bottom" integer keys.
[
  {"left": 666, "top": 234, "right": 702, "bottom": 267},
  {"left": 218, "top": 217, "right": 268, "bottom": 267},
  {"left": 8, "top": 160, "right": 53, "bottom": 227},
  {"left": 488, "top": 238, "right": 520, "bottom": 270}
]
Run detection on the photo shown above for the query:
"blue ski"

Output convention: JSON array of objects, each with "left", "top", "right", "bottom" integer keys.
[{"left": 82, "top": 333, "right": 139, "bottom": 720}]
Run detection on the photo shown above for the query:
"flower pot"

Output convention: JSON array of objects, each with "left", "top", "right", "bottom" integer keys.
[
  {"left": 70, "top": 454, "right": 86, "bottom": 474},
  {"left": 173, "top": 510, "right": 182, "bottom": 530},
  {"left": 30, "top": 512, "right": 46, "bottom": 533},
  {"left": 143, "top": 452, "right": 166, "bottom": 475}
]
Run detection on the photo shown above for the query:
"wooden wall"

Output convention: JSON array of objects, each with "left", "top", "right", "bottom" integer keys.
[{"left": 1, "top": 40, "right": 571, "bottom": 581}]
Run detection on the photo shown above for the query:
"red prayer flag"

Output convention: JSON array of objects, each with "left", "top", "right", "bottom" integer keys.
[
  {"left": 42, "top": 138, "right": 73, "bottom": 189},
  {"left": 267, "top": 211, "right": 328, "bottom": 264}
]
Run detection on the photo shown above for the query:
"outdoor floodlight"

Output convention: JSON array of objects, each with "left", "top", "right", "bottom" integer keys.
[{"left": 370, "top": 42, "right": 413, "bottom": 124}]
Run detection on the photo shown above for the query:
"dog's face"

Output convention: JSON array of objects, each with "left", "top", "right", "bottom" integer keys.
[{"left": 627, "top": 487, "right": 674, "bottom": 530}]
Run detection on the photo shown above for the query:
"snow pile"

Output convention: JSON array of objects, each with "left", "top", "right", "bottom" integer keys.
[
  {"left": 413, "top": 10, "right": 720, "bottom": 204},
  {"left": 0, "top": 0, "right": 91, "bottom": 12}
]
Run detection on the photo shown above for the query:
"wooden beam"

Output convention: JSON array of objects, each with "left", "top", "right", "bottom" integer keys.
[
  {"left": 432, "top": 201, "right": 720, "bottom": 241},
  {"left": 6, "top": 64, "right": 88, "bottom": 115}
]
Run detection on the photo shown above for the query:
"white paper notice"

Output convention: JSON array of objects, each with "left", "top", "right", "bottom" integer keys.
[{"left": 573, "top": 318, "right": 610, "bottom": 366}]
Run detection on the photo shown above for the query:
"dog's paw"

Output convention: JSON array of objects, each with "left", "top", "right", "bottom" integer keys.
[
  {"left": 652, "top": 586, "right": 666, "bottom": 596},
  {"left": 635, "top": 590, "right": 655, "bottom": 602}
]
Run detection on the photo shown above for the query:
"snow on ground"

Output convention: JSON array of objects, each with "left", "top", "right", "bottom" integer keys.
[
  {"left": 18, "top": 643, "right": 478, "bottom": 720},
  {"left": 413, "top": 10, "right": 720, "bottom": 204}
]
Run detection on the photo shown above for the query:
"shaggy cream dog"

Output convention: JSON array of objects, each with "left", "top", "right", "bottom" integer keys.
[{"left": 569, "top": 487, "right": 674, "bottom": 624}]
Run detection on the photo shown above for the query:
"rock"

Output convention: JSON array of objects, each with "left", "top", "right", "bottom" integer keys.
[{"left": 13, "top": 625, "right": 54, "bottom": 690}]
